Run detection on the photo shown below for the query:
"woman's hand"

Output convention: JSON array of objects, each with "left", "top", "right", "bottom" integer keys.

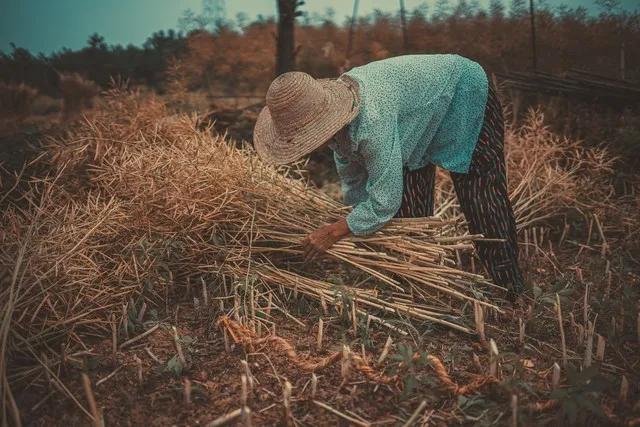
[{"left": 302, "top": 218, "right": 350, "bottom": 262}]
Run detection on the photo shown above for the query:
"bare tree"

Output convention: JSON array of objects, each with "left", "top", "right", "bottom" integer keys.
[{"left": 276, "top": 0, "right": 304, "bottom": 76}]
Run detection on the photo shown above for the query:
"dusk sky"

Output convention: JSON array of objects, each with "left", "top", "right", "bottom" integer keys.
[{"left": 1, "top": 0, "right": 638, "bottom": 55}]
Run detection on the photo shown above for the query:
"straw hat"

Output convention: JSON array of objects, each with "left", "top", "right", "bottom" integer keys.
[{"left": 253, "top": 71, "right": 360, "bottom": 165}]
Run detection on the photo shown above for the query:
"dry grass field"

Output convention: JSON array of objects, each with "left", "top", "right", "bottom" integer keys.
[{"left": 1, "top": 87, "right": 639, "bottom": 426}]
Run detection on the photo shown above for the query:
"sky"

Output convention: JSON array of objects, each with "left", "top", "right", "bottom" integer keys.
[{"left": 1, "top": 0, "right": 638, "bottom": 55}]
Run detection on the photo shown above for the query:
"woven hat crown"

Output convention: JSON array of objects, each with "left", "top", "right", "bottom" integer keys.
[{"left": 266, "top": 72, "right": 328, "bottom": 140}]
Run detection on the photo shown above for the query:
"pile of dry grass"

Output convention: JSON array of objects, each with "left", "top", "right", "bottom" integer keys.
[
  {"left": 0, "top": 82, "right": 38, "bottom": 118},
  {"left": 433, "top": 109, "right": 615, "bottom": 231},
  {"left": 0, "top": 88, "right": 616, "bottom": 422}
]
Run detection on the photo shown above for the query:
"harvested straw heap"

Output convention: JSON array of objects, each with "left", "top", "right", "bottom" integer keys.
[{"left": 0, "top": 88, "right": 613, "bottom": 415}]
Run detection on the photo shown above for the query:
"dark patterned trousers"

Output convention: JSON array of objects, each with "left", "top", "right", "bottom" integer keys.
[{"left": 395, "top": 85, "right": 524, "bottom": 293}]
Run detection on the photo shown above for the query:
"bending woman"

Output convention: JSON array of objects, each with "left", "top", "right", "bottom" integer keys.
[{"left": 253, "top": 54, "right": 525, "bottom": 298}]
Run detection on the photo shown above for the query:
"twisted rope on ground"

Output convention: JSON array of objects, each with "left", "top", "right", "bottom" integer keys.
[
  {"left": 218, "top": 316, "right": 499, "bottom": 392},
  {"left": 425, "top": 355, "right": 499, "bottom": 395}
]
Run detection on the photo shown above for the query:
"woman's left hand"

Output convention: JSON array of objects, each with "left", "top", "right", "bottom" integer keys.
[{"left": 302, "top": 218, "right": 350, "bottom": 262}]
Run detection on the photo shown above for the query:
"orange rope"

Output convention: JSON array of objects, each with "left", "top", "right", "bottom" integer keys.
[
  {"left": 218, "top": 316, "right": 498, "bottom": 392},
  {"left": 426, "top": 355, "right": 499, "bottom": 395},
  {"left": 219, "top": 316, "right": 343, "bottom": 371}
]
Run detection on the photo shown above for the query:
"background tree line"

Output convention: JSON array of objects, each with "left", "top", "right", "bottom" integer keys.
[{"left": 1, "top": 0, "right": 638, "bottom": 97}]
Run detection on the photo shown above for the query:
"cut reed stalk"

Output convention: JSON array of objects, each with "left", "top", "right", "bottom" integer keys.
[
  {"left": 583, "top": 283, "right": 590, "bottom": 324},
  {"left": 313, "top": 400, "right": 370, "bottom": 427},
  {"left": 110, "top": 314, "right": 117, "bottom": 364},
  {"left": 402, "top": 400, "right": 428, "bottom": 427},
  {"left": 223, "top": 327, "right": 231, "bottom": 353},
  {"left": 595, "top": 335, "right": 605, "bottom": 362},
  {"left": 316, "top": 319, "right": 324, "bottom": 351},
  {"left": 474, "top": 302, "right": 486, "bottom": 342},
  {"left": 341, "top": 345, "right": 352, "bottom": 379},
  {"left": 619, "top": 376, "right": 629, "bottom": 403},
  {"left": 173, "top": 326, "right": 186, "bottom": 366},
  {"left": 184, "top": 379, "right": 192, "bottom": 405},
  {"left": 240, "top": 375, "right": 248, "bottom": 406},
  {"left": 584, "top": 320, "right": 595, "bottom": 368},
  {"left": 310, "top": 373, "right": 317, "bottom": 399},
  {"left": 133, "top": 355, "right": 143, "bottom": 384},
  {"left": 377, "top": 336, "right": 393, "bottom": 366},
  {"left": 551, "top": 363, "right": 561, "bottom": 390},
  {"left": 282, "top": 381, "right": 292, "bottom": 422},
  {"left": 241, "top": 360, "right": 254, "bottom": 391},
  {"left": 555, "top": 294, "right": 568, "bottom": 368},
  {"left": 81, "top": 373, "right": 103, "bottom": 427},
  {"left": 489, "top": 339, "right": 499, "bottom": 378},
  {"left": 206, "top": 409, "right": 242, "bottom": 427}
]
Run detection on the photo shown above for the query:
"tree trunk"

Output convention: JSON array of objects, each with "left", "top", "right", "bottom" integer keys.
[{"left": 276, "top": 0, "right": 298, "bottom": 76}]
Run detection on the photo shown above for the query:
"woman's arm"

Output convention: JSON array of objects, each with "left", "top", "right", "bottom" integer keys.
[
  {"left": 302, "top": 217, "right": 350, "bottom": 262},
  {"left": 302, "top": 129, "right": 404, "bottom": 261},
  {"left": 345, "top": 131, "right": 403, "bottom": 236}
]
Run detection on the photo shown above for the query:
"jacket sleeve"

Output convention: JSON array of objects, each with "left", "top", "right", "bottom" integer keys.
[
  {"left": 334, "top": 150, "right": 368, "bottom": 207},
  {"left": 346, "top": 129, "right": 404, "bottom": 236}
]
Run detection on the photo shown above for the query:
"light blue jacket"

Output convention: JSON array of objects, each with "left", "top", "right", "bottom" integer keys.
[{"left": 329, "top": 54, "right": 488, "bottom": 236}]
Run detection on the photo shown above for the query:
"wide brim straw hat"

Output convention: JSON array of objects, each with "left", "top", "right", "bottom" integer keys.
[{"left": 253, "top": 72, "right": 360, "bottom": 165}]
